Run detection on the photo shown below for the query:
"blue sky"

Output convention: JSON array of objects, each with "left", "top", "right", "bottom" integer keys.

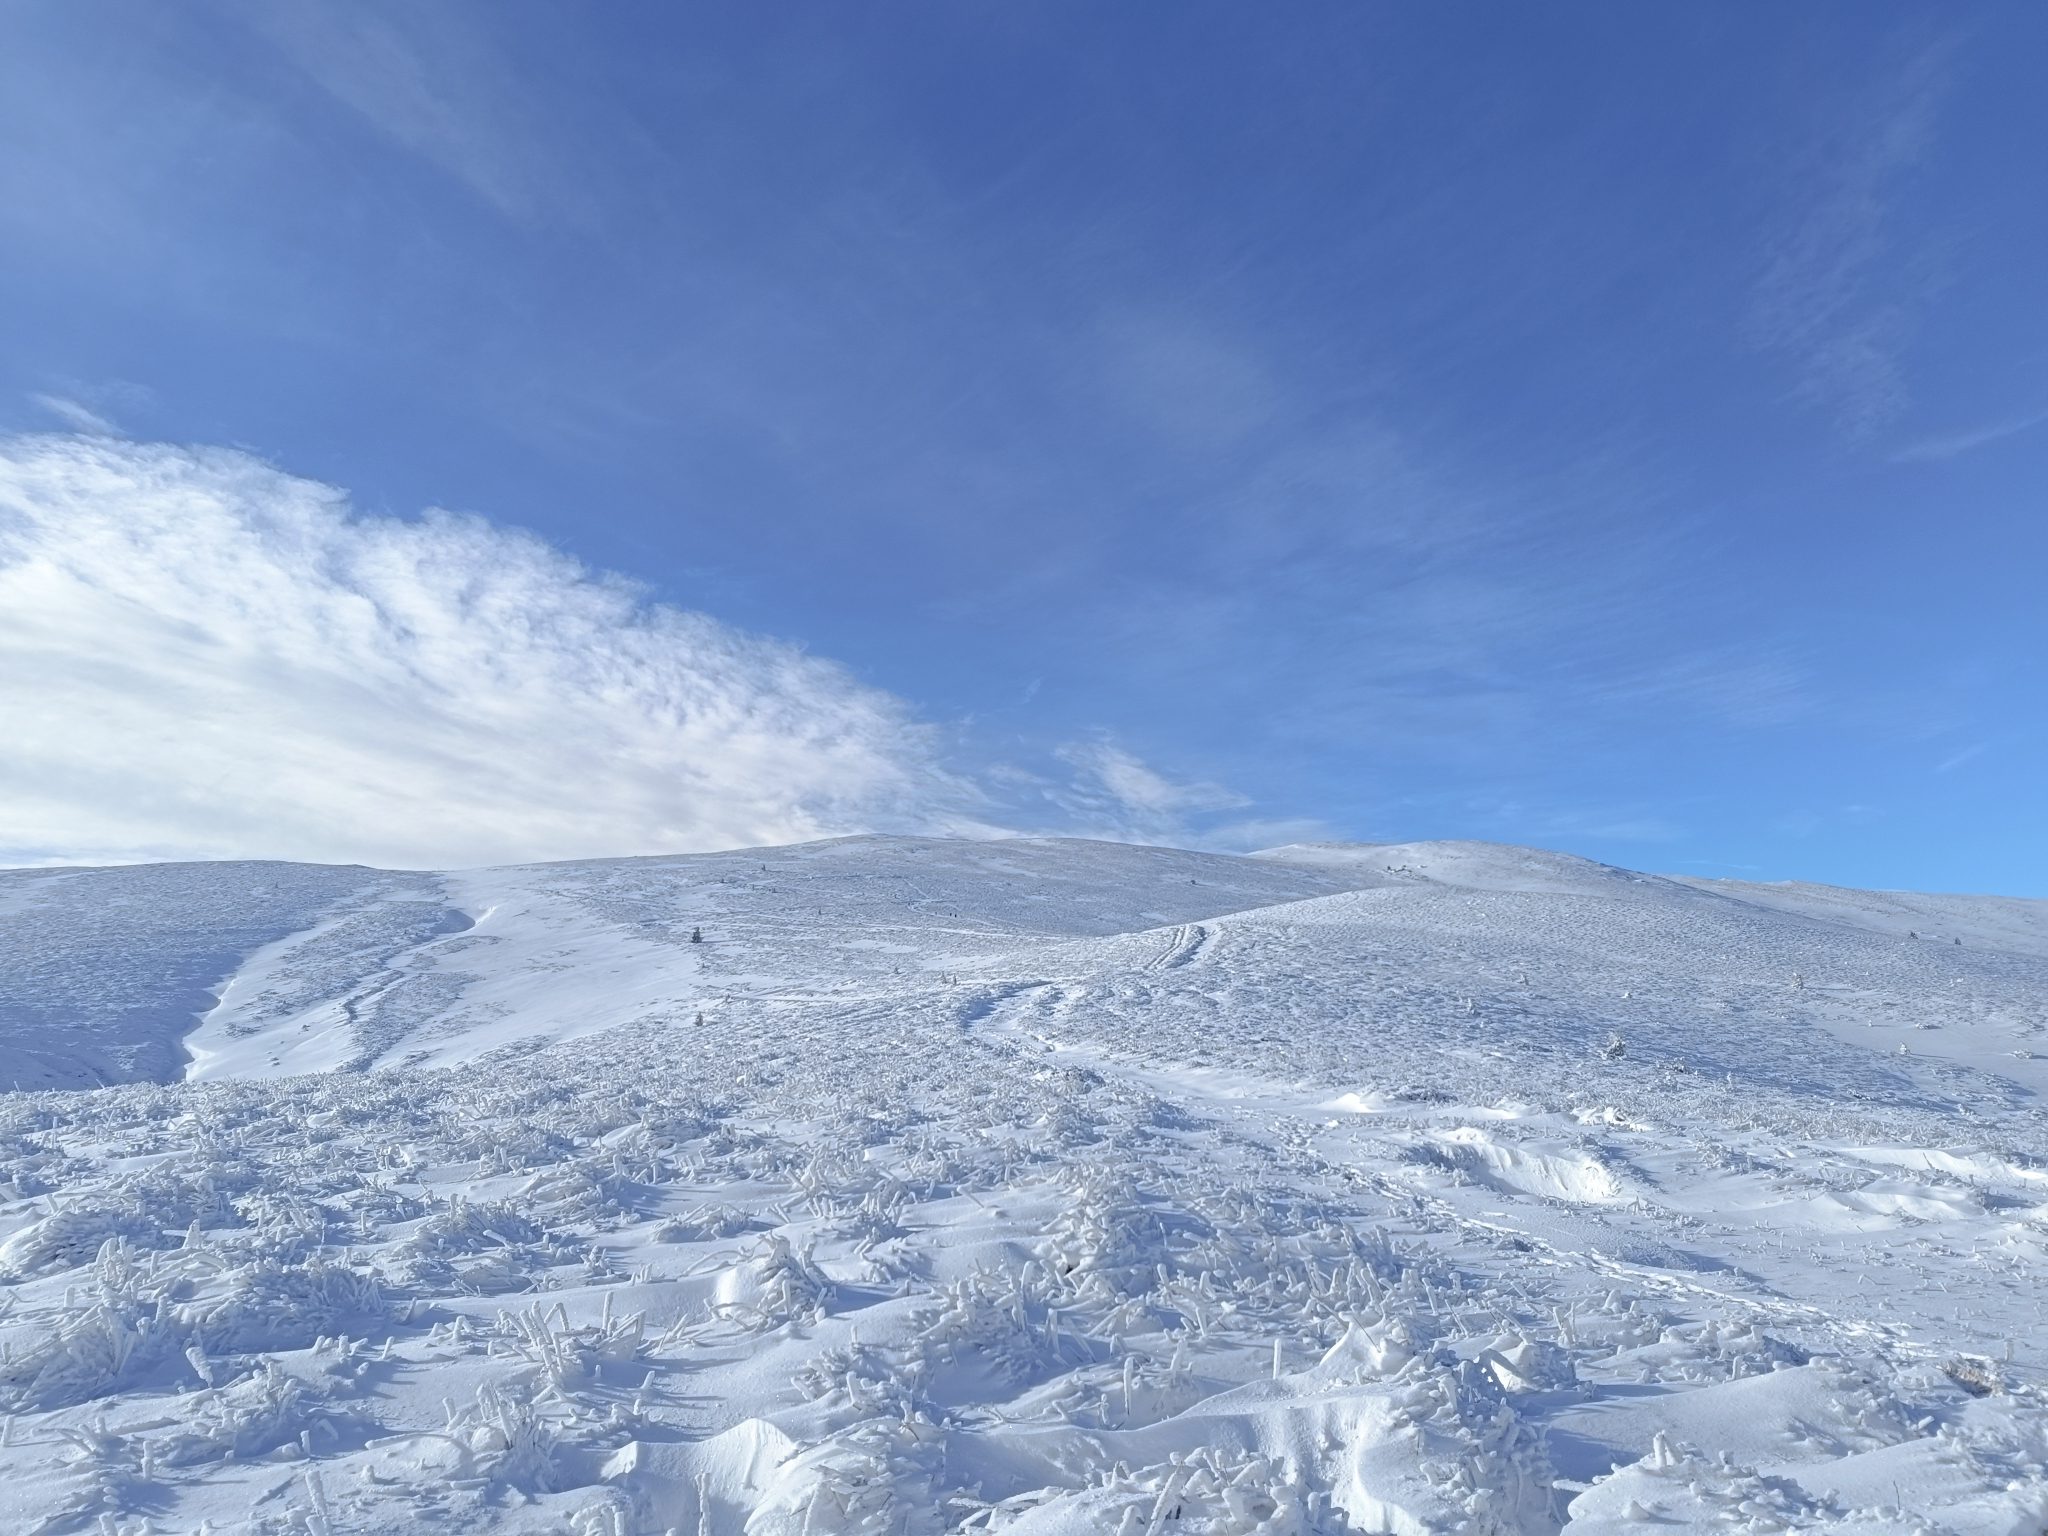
[{"left": 1, "top": 3, "right": 2043, "bottom": 892}]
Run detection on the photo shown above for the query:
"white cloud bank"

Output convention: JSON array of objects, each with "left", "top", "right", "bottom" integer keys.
[{"left": 0, "top": 434, "right": 991, "bottom": 868}]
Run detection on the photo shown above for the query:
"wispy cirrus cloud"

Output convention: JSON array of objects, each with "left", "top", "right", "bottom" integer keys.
[
  {"left": 1591, "top": 647, "right": 1809, "bottom": 730},
  {"left": 28, "top": 394, "right": 120, "bottom": 437},
  {"left": 221, "top": 0, "right": 551, "bottom": 219},
  {"left": 1746, "top": 34, "right": 1959, "bottom": 442},
  {"left": 1890, "top": 405, "right": 2048, "bottom": 464},
  {"left": 1074, "top": 412, "right": 1808, "bottom": 763},
  {"left": 1055, "top": 739, "right": 1248, "bottom": 818},
  {"left": 1736, "top": 33, "right": 1957, "bottom": 442},
  {"left": 1091, "top": 309, "right": 1281, "bottom": 451},
  {"left": 0, "top": 433, "right": 1000, "bottom": 867},
  {"left": 1934, "top": 742, "right": 1986, "bottom": 774},
  {"left": 1419, "top": 791, "right": 1687, "bottom": 849},
  {"left": 971, "top": 738, "right": 1265, "bottom": 850}
]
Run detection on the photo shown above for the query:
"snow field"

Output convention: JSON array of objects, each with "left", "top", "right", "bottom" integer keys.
[{"left": 0, "top": 836, "right": 2042, "bottom": 1532}]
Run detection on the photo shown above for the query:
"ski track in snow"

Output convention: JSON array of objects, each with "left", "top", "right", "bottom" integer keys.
[{"left": 0, "top": 835, "right": 2044, "bottom": 1533}]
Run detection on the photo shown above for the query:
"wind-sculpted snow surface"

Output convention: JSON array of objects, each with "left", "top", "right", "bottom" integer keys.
[{"left": 0, "top": 836, "right": 2044, "bottom": 1533}]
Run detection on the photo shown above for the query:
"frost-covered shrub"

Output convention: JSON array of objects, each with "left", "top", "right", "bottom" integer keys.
[
  {"left": 517, "top": 1162, "right": 638, "bottom": 1227},
  {"left": 493, "top": 1298, "right": 646, "bottom": 1389},
  {"left": 1671, "top": 1316, "right": 1808, "bottom": 1380},
  {"left": 0, "top": 1135, "right": 67, "bottom": 1200},
  {"left": 0, "top": 1248, "right": 180, "bottom": 1411},
  {"left": 228, "top": 1190, "right": 339, "bottom": 1260},
  {"left": 711, "top": 1236, "right": 834, "bottom": 1333},
  {"left": 652, "top": 1203, "right": 766, "bottom": 1243},
  {"left": 791, "top": 1149, "right": 887, "bottom": 1210},
  {"left": 746, "top": 1410, "right": 949, "bottom": 1535},
  {"left": 123, "top": 1151, "right": 264, "bottom": 1229},
  {"left": 1475, "top": 1333, "right": 1578, "bottom": 1393},
  {"left": 472, "top": 1127, "right": 581, "bottom": 1177},
  {"left": 816, "top": 1183, "right": 910, "bottom": 1247},
  {"left": 912, "top": 1263, "right": 1063, "bottom": 1389},
  {"left": 1031, "top": 1100, "right": 1101, "bottom": 1148},
  {"left": 1565, "top": 1434, "right": 1831, "bottom": 1532},
  {"left": 626, "top": 1095, "right": 723, "bottom": 1147},
  {"left": 396, "top": 1199, "right": 544, "bottom": 1261},
  {"left": 184, "top": 1257, "right": 388, "bottom": 1354},
  {"left": 1372, "top": 1352, "right": 1559, "bottom": 1534},
  {"left": 1041, "top": 1168, "right": 1183, "bottom": 1296},
  {"left": 975, "top": 1446, "right": 1347, "bottom": 1535},
  {"left": 442, "top": 1381, "right": 567, "bottom": 1494},
  {"left": 391, "top": 1198, "right": 555, "bottom": 1294},
  {"left": 792, "top": 1335, "right": 919, "bottom": 1415},
  {"left": 0, "top": 1205, "right": 159, "bottom": 1279},
  {"left": 150, "top": 1360, "right": 366, "bottom": 1466}
]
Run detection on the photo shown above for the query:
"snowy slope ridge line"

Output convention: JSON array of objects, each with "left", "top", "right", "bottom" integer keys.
[
  {"left": 1252, "top": 839, "right": 1680, "bottom": 897},
  {"left": 0, "top": 833, "right": 2044, "bottom": 1533}
]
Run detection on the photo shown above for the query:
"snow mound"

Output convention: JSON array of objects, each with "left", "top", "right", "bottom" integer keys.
[{"left": 1425, "top": 1127, "right": 1631, "bottom": 1204}]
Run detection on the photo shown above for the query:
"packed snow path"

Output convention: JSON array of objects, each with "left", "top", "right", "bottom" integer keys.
[{"left": 0, "top": 836, "right": 2043, "bottom": 1533}]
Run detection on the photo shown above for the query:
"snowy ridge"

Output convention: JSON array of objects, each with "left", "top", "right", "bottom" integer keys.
[
  {"left": 0, "top": 835, "right": 2044, "bottom": 1532},
  {"left": 1252, "top": 839, "right": 1668, "bottom": 897}
]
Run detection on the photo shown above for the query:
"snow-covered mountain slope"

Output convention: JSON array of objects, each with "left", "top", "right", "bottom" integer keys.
[
  {"left": 11, "top": 838, "right": 1359, "bottom": 1087},
  {"left": 1670, "top": 872, "right": 2048, "bottom": 961},
  {"left": 0, "top": 861, "right": 401, "bottom": 1091},
  {"left": 0, "top": 835, "right": 2044, "bottom": 1534}
]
